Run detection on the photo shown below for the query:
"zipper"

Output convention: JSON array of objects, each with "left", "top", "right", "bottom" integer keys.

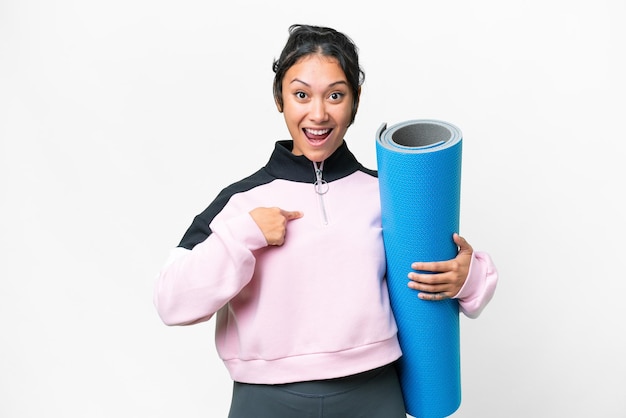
[{"left": 313, "top": 161, "right": 329, "bottom": 225}]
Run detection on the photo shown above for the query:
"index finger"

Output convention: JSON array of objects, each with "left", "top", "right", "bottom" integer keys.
[
  {"left": 280, "top": 209, "right": 304, "bottom": 221},
  {"left": 410, "top": 260, "right": 453, "bottom": 273}
]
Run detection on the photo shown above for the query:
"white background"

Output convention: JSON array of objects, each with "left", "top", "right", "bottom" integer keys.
[{"left": 2, "top": 1, "right": 625, "bottom": 417}]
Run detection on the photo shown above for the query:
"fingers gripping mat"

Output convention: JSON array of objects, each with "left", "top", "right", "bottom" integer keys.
[{"left": 376, "top": 120, "right": 463, "bottom": 418}]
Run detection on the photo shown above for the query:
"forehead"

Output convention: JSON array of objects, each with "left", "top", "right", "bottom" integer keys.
[
  {"left": 294, "top": 53, "right": 339, "bottom": 66},
  {"left": 283, "top": 54, "right": 346, "bottom": 85}
]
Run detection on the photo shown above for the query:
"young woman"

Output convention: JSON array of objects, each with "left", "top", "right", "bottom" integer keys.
[{"left": 154, "top": 24, "right": 498, "bottom": 417}]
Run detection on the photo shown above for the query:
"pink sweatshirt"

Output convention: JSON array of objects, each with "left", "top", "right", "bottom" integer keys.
[{"left": 154, "top": 140, "right": 498, "bottom": 384}]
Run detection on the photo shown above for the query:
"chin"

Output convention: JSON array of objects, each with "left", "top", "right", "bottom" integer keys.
[
  {"left": 305, "top": 142, "right": 342, "bottom": 162},
  {"left": 303, "top": 149, "right": 332, "bottom": 163}
]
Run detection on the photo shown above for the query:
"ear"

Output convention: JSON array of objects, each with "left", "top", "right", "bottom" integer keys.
[
  {"left": 274, "top": 96, "right": 283, "bottom": 113},
  {"left": 350, "top": 86, "right": 361, "bottom": 124},
  {"left": 355, "top": 86, "right": 361, "bottom": 112}
]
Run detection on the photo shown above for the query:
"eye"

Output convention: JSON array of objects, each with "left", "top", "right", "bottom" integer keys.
[
  {"left": 296, "top": 91, "right": 308, "bottom": 100},
  {"left": 329, "top": 92, "right": 345, "bottom": 101}
]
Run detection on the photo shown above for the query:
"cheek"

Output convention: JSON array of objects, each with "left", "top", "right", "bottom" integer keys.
[
  {"left": 282, "top": 102, "right": 306, "bottom": 124},
  {"left": 338, "top": 106, "right": 354, "bottom": 127},
  {"left": 283, "top": 108, "right": 299, "bottom": 126}
]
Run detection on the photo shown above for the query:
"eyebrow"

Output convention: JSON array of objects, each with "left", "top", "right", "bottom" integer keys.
[{"left": 289, "top": 78, "right": 349, "bottom": 88}]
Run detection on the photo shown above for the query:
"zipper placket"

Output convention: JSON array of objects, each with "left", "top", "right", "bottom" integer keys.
[{"left": 313, "top": 161, "right": 329, "bottom": 225}]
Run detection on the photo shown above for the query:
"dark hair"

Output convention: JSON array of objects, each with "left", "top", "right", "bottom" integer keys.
[{"left": 272, "top": 24, "right": 365, "bottom": 126}]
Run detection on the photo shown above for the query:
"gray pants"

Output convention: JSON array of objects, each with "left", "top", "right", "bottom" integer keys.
[{"left": 227, "top": 363, "right": 406, "bottom": 418}]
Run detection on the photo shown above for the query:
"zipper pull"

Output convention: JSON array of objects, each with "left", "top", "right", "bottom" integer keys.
[{"left": 313, "top": 161, "right": 329, "bottom": 195}]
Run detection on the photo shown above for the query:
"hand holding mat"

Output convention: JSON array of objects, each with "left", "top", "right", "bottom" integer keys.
[{"left": 376, "top": 119, "right": 463, "bottom": 418}]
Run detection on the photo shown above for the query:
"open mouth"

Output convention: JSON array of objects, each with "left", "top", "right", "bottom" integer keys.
[{"left": 304, "top": 128, "right": 332, "bottom": 142}]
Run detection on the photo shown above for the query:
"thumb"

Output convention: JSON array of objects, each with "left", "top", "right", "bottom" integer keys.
[{"left": 453, "top": 233, "right": 473, "bottom": 254}]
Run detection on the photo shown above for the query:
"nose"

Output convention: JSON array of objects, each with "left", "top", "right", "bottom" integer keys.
[{"left": 309, "top": 98, "right": 329, "bottom": 123}]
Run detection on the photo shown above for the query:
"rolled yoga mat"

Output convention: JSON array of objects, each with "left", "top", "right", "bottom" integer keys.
[{"left": 376, "top": 119, "right": 463, "bottom": 418}]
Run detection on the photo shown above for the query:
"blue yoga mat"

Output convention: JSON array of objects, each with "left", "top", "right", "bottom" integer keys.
[{"left": 376, "top": 119, "right": 463, "bottom": 418}]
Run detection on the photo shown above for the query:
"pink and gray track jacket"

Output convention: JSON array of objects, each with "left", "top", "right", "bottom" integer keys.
[{"left": 154, "top": 140, "right": 498, "bottom": 384}]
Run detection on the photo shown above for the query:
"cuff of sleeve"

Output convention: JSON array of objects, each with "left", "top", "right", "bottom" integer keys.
[
  {"left": 221, "top": 212, "right": 268, "bottom": 251},
  {"left": 452, "top": 250, "right": 498, "bottom": 318},
  {"left": 452, "top": 252, "right": 481, "bottom": 301}
]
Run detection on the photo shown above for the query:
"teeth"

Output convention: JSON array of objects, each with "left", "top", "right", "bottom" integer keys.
[{"left": 306, "top": 128, "right": 330, "bottom": 135}]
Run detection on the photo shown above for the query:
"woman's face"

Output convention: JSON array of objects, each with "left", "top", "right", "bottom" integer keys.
[{"left": 278, "top": 54, "right": 356, "bottom": 162}]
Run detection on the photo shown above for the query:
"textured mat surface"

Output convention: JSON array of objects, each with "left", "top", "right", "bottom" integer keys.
[{"left": 376, "top": 119, "right": 463, "bottom": 418}]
